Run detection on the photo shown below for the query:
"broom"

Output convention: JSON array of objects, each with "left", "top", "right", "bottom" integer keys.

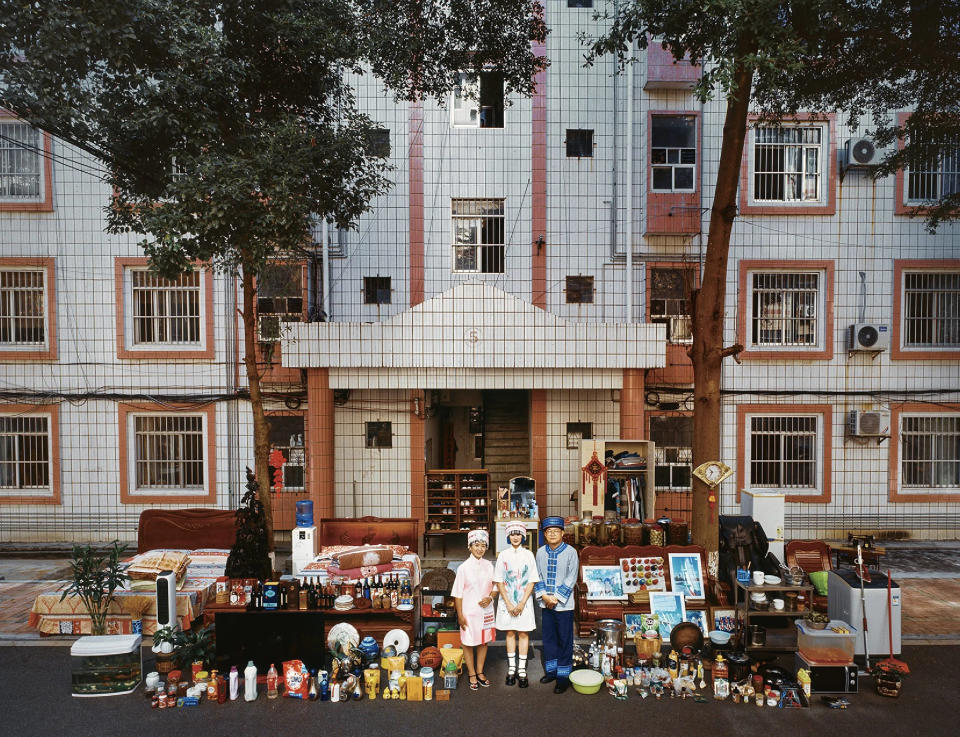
[{"left": 876, "top": 570, "right": 909, "bottom": 675}]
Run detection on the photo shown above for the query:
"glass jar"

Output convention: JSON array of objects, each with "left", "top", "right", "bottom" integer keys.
[
  {"left": 593, "top": 516, "right": 608, "bottom": 545},
  {"left": 604, "top": 518, "right": 621, "bottom": 546},
  {"left": 647, "top": 523, "right": 664, "bottom": 547},
  {"left": 622, "top": 518, "right": 644, "bottom": 545}
]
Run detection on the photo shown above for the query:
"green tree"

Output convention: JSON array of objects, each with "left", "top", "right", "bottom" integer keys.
[
  {"left": 587, "top": 0, "right": 958, "bottom": 551},
  {"left": 0, "top": 0, "right": 548, "bottom": 545}
]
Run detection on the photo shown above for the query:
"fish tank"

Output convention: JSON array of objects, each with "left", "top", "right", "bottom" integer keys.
[{"left": 70, "top": 635, "right": 142, "bottom": 697}]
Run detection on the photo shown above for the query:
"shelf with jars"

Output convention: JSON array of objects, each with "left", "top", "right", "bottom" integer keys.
[{"left": 424, "top": 470, "right": 491, "bottom": 555}]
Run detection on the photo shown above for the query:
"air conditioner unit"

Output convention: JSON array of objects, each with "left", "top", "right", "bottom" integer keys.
[
  {"left": 847, "top": 322, "right": 889, "bottom": 352},
  {"left": 847, "top": 410, "right": 891, "bottom": 438},
  {"left": 846, "top": 137, "right": 884, "bottom": 167}
]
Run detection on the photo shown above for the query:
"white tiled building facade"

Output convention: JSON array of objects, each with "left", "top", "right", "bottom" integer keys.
[{"left": 1, "top": 3, "right": 957, "bottom": 543}]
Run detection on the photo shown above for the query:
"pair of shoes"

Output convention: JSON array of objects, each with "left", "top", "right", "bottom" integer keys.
[
  {"left": 539, "top": 674, "right": 556, "bottom": 684},
  {"left": 469, "top": 674, "right": 479, "bottom": 691},
  {"left": 553, "top": 680, "right": 570, "bottom": 694},
  {"left": 476, "top": 673, "right": 490, "bottom": 687},
  {"left": 518, "top": 675, "right": 529, "bottom": 688},
  {"left": 505, "top": 672, "right": 517, "bottom": 686}
]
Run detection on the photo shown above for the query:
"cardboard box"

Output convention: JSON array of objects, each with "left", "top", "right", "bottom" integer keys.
[
  {"left": 406, "top": 676, "right": 423, "bottom": 701},
  {"left": 436, "top": 689, "right": 451, "bottom": 701}
]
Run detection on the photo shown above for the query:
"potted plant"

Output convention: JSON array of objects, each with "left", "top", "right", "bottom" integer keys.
[
  {"left": 60, "top": 541, "right": 128, "bottom": 636},
  {"left": 173, "top": 625, "right": 215, "bottom": 671},
  {"left": 152, "top": 626, "right": 178, "bottom": 675}
]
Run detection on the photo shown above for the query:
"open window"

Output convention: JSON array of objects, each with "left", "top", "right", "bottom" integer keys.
[
  {"left": 651, "top": 116, "right": 696, "bottom": 192},
  {"left": 452, "top": 71, "right": 504, "bottom": 129},
  {"left": 257, "top": 263, "right": 304, "bottom": 342}
]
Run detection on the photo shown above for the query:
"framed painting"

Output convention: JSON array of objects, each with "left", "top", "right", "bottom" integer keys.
[
  {"left": 582, "top": 565, "right": 626, "bottom": 601},
  {"left": 711, "top": 607, "right": 737, "bottom": 633},
  {"left": 667, "top": 552, "right": 705, "bottom": 599},
  {"left": 648, "top": 591, "right": 686, "bottom": 640},
  {"left": 686, "top": 609, "right": 709, "bottom": 636}
]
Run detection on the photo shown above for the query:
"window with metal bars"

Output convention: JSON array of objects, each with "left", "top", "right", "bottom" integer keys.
[
  {"left": 901, "top": 415, "right": 960, "bottom": 489},
  {"left": 133, "top": 415, "right": 205, "bottom": 490},
  {"left": 566, "top": 422, "right": 593, "bottom": 449},
  {"left": 267, "top": 415, "right": 305, "bottom": 491},
  {"left": 651, "top": 116, "right": 696, "bottom": 192},
  {"left": 902, "top": 271, "right": 960, "bottom": 347},
  {"left": 565, "top": 275, "right": 594, "bottom": 303},
  {"left": 0, "top": 269, "right": 45, "bottom": 346},
  {"left": 650, "top": 415, "right": 693, "bottom": 490},
  {"left": 257, "top": 263, "right": 303, "bottom": 341},
  {"left": 131, "top": 270, "right": 201, "bottom": 345},
  {"left": 752, "top": 125, "right": 824, "bottom": 202},
  {"left": 452, "top": 199, "right": 505, "bottom": 274},
  {"left": 907, "top": 136, "right": 960, "bottom": 203},
  {"left": 750, "top": 271, "right": 820, "bottom": 347},
  {"left": 0, "top": 120, "right": 42, "bottom": 200},
  {"left": 748, "top": 415, "right": 819, "bottom": 491},
  {"left": 0, "top": 415, "right": 50, "bottom": 490},
  {"left": 650, "top": 267, "right": 693, "bottom": 344},
  {"left": 363, "top": 276, "right": 392, "bottom": 304}
]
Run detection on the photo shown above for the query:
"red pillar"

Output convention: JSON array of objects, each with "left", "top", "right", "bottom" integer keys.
[
  {"left": 409, "top": 390, "right": 426, "bottom": 545},
  {"left": 307, "top": 368, "right": 335, "bottom": 519},
  {"left": 620, "top": 369, "right": 645, "bottom": 439},
  {"left": 409, "top": 101, "right": 425, "bottom": 307}
]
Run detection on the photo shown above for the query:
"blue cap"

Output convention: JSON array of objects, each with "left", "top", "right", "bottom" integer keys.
[{"left": 541, "top": 516, "right": 564, "bottom": 532}]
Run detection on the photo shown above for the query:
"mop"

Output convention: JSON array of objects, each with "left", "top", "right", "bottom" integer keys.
[{"left": 876, "top": 570, "right": 909, "bottom": 674}]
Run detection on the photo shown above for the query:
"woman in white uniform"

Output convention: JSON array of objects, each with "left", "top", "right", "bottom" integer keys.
[{"left": 494, "top": 521, "right": 539, "bottom": 687}]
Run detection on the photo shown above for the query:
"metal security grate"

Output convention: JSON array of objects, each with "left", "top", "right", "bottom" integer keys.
[
  {"left": 903, "top": 271, "right": 960, "bottom": 346},
  {"left": 753, "top": 126, "right": 821, "bottom": 202},
  {"left": 452, "top": 198, "right": 505, "bottom": 274},
  {"left": 0, "top": 121, "right": 41, "bottom": 198},
  {"left": 132, "top": 270, "right": 201, "bottom": 344},
  {"left": 749, "top": 415, "right": 817, "bottom": 489},
  {"left": 650, "top": 414, "right": 693, "bottom": 490},
  {"left": 901, "top": 415, "right": 960, "bottom": 488},
  {"left": 907, "top": 137, "right": 960, "bottom": 201},
  {"left": 134, "top": 415, "right": 204, "bottom": 489},
  {"left": 0, "top": 269, "right": 45, "bottom": 345},
  {"left": 0, "top": 415, "right": 50, "bottom": 489},
  {"left": 751, "top": 272, "right": 819, "bottom": 346}
]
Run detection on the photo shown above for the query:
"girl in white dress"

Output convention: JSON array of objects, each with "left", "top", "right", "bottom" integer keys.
[{"left": 494, "top": 521, "right": 539, "bottom": 687}]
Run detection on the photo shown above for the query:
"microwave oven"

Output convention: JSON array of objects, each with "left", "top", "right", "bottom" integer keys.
[{"left": 795, "top": 653, "right": 859, "bottom": 694}]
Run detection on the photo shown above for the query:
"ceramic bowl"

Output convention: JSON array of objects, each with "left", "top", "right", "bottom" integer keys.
[
  {"left": 764, "top": 575, "right": 781, "bottom": 585},
  {"left": 709, "top": 630, "right": 731, "bottom": 646},
  {"left": 570, "top": 669, "right": 604, "bottom": 695}
]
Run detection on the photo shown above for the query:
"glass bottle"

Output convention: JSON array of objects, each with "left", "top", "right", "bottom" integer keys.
[{"left": 307, "top": 669, "right": 319, "bottom": 701}]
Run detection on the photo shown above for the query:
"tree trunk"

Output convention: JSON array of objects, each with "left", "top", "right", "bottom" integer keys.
[
  {"left": 690, "top": 61, "right": 754, "bottom": 552},
  {"left": 241, "top": 266, "right": 275, "bottom": 550}
]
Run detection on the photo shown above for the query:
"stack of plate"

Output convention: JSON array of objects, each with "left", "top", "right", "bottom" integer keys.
[{"left": 334, "top": 594, "right": 355, "bottom": 611}]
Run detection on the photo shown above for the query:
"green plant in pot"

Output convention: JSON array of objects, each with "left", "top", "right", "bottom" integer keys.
[
  {"left": 172, "top": 625, "right": 215, "bottom": 670},
  {"left": 60, "top": 541, "right": 128, "bottom": 636}
]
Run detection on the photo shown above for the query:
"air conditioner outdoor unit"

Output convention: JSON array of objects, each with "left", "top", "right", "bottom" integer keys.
[
  {"left": 847, "top": 410, "right": 891, "bottom": 438},
  {"left": 846, "top": 137, "right": 884, "bottom": 167},
  {"left": 848, "top": 322, "right": 889, "bottom": 351}
]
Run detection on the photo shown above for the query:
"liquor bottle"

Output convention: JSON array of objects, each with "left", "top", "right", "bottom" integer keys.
[
  {"left": 299, "top": 580, "right": 309, "bottom": 610},
  {"left": 267, "top": 663, "right": 279, "bottom": 699},
  {"left": 375, "top": 575, "right": 383, "bottom": 600},
  {"left": 363, "top": 577, "right": 371, "bottom": 600},
  {"left": 389, "top": 573, "right": 399, "bottom": 608}
]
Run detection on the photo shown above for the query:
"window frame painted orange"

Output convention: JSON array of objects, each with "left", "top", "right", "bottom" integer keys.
[
  {"left": 891, "top": 259, "right": 960, "bottom": 361},
  {"left": 0, "top": 111, "right": 54, "bottom": 213},
  {"left": 0, "top": 257, "right": 57, "bottom": 361},
  {"left": 0, "top": 403, "right": 61, "bottom": 505},
  {"left": 888, "top": 402, "right": 960, "bottom": 503}
]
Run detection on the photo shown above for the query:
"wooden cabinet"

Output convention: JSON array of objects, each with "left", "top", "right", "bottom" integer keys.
[
  {"left": 424, "top": 469, "right": 491, "bottom": 553},
  {"left": 579, "top": 439, "right": 655, "bottom": 521}
]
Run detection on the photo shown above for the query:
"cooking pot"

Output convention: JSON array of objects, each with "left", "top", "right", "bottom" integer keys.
[
  {"left": 748, "top": 624, "right": 766, "bottom": 647},
  {"left": 726, "top": 652, "right": 753, "bottom": 682},
  {"left": 594, "top": 619, "right": 625, "bottom": 649}
]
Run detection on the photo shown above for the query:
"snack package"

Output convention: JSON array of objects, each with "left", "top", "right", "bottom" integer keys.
[
  {"left": 640, "top": 613, "right": 660, "bottom": 639},
  {"left": 282, "top": 660, "right": 309, "bottom": 699}
]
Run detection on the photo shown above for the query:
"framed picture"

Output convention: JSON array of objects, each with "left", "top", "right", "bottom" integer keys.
[
  {"left": 582, "top": 565, "right": 626, "bottom": 601},
  {"left": 619, "top": 556, "right": 667, "bottom": 594},
  {"left": 648, "top": 591, "right": 686, "bottom": 640},
  {"left": 711, "top": 607, "right": 737, "bottom": 633},
  {"left": 686, "top": 609, "right": 709, "bottom": 635},
  {"left": 623, "top": 613, "right": 644, "bottom": 638},
  {"left": 667, "top": 552, "right": 705, "bottom": 599}
]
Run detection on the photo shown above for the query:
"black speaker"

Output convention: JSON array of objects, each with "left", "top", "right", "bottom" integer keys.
[{"left": 155, "top": 570, "right": 178, "bottom": 630}]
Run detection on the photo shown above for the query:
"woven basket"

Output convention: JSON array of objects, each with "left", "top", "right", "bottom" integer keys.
[
  {"left": 421, "top": 567, "right": 456, "bottom": 592},
  {"left": 634, "top": 635, "right": 662, "bottom": 662}
]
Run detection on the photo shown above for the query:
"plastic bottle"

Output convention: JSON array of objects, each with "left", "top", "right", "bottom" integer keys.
[
  {"left": 243, "top": 661, "right": 258, "bottom": 701},
  {"left": 713, "top": 654, "right": 729, "bottom": 701},
  {"left": 267, "top": 663, "right": 279, "bottom": 699},
  {"left": 229, "top": 666, "right": 239, "bottom": 701}
]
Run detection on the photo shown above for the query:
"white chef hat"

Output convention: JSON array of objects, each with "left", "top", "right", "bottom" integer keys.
[{"left": 467, "top": 529, "right": 489, "bottom": 546}]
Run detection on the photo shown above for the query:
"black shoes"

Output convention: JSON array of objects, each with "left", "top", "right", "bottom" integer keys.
[
  {"left": 553, "top": 680, "right": 570, "bottom": 694},
  {"left": 518, "top": 675, "right": 529, "bottom": 688},
  {"left": 539, "top": 675, "right": 556, "bottom": 684},
  {"left": 505, "top": 672, "right": 517, "bottom": 686}
]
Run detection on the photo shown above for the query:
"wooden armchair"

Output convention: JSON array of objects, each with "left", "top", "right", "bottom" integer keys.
[{"left": 785, "top": 539, "right": 832, "bottom": 612}]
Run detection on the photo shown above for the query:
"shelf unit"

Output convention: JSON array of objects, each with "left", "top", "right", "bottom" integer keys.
[
  {"left": 734, "top": 580, "right": 814, "bottom": 653},
  {"left": 579, "top": 439, "right": 656, "bottom": 521},
  {"left": 424, "top": 469, "right": 491, "bottom": 554}
]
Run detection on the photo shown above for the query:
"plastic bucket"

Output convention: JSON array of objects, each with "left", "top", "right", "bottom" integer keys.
[{"left": 295, "top": 500, "right": 313, "bottom": 527}]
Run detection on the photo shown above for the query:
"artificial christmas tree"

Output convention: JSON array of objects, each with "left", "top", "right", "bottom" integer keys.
[{"left": 225, "top": 468, "right": 272, "bottom": 580}]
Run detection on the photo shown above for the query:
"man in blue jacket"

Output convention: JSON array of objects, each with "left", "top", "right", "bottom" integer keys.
[{"left": 535, "top": 516, "right": 579, "bottom": 693}]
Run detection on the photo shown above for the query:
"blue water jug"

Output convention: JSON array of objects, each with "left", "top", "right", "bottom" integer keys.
[{"left": 295, "top": 500, "right": 313, "bottom": 527}]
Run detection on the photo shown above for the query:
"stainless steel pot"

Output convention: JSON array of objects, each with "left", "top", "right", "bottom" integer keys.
[
  {"left": 594, "top": 619, "right": 625, "bottom": 649},
  {"left": 748, "top": 624, "right": 766, "bottom": 647}
]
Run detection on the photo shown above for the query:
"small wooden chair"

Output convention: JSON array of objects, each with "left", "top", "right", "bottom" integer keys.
[{"left": 785, "top": 539, "right": 832, "bottom": 612}]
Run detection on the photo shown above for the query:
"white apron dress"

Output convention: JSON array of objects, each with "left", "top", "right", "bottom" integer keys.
[
  {"left": 451, "top": 554, "right": 496, "bottom": 646},
  {"left": 493, "top": 544, "right": 539, "bottom": 632}
]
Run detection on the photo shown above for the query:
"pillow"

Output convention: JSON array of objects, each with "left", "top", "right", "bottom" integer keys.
[
  {"left": 333, "top": 545, "right": 396, "bottom": 570},
  {"left": 808, "top": 570, "right": 829, "bottom": 596}
]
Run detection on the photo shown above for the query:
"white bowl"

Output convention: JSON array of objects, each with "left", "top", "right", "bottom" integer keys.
[
  {"left": 750, "top": 591, "right": 767, "bottom": 601},
  {"left": 709, "top": 630, "right": 732, "bottom": 645},
  {"left": 764, "top": 575, "right": 781, "bottom": 585}
]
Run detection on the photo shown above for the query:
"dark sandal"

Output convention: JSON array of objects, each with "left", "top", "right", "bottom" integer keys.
[
  {"left": 476, "top": 673, "right": 490, "bottom": 687},
  {"left": 469, "top": 675, "right": 479, "bottom": 691}
]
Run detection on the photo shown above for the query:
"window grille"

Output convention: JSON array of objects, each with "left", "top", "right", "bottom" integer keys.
[
  {"left": 0, "top": 121, "right": 41, "bottom": 199},
  {"left": 257, "top": 263, "right": 303, "bottom": 341},
  {"left": 651, "top": 116, "right": 696, "bottom": 192},
  {"left": 749, "top": 415, "right": 817, "bottom": 490},
  {"left": 267, "top": 415, "right": 305, "bottom": 491},
  {"left": 134, "top": 415, "right": 204, "bottom": 489},
  {"left": 452, "top": 199, "right": 505, "bottom": 274},
  {"left": 132, "top": 270, "right": 201, "bottom": 345},
  {"left": 565, "top": 275, "right": 594, "bottom": 303},
  {"left": 903, "top": 271, "right": 960, "bottom": 347},
  {"left": 650, "top": 268, "right": 693, "bottom": 344},
  {"left": 366, "top": 129, "right": 391, "bottom": 158},
  {"left": 753, "top": 126, "right": 822, "bottom": 202},
  {"left": 566, "top": 422, "right": 593, "bottom": 449},
  {"left": 907, "top": 136, "right": 960, "bottom": 202},
  {"left": 364, "top": 276, "right": 392, "bottom": 304},
  {"left": 901, "top": 415, "right": 960, "bottom": 488},
  {"left": 650, "top": 415, "right": 693, "bottom": 490},
  {"left": 0, "top": 415, "right": 50, "bottom": 489},
  {"left": 0, "top": 269, "right": 45, "bottom": 345},
  {"left": 366, "top": 422, "right": 393, "bottom": 449},
  {"left": 751, "top": 272, "right": 819, "bottom": 347}
]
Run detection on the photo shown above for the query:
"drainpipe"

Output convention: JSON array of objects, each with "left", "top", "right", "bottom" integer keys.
[
  {"left": 610, "top": 1, "right": 619, "bottom": 260},
  {"left": 322, "top": 218, "right": 330, "bottom": 321},
  {"left": 224, "top": 272, "right": 240, "bottom": 507},
  {"left": 625, "top": 38, "right": 634, "bottom": 323}
]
